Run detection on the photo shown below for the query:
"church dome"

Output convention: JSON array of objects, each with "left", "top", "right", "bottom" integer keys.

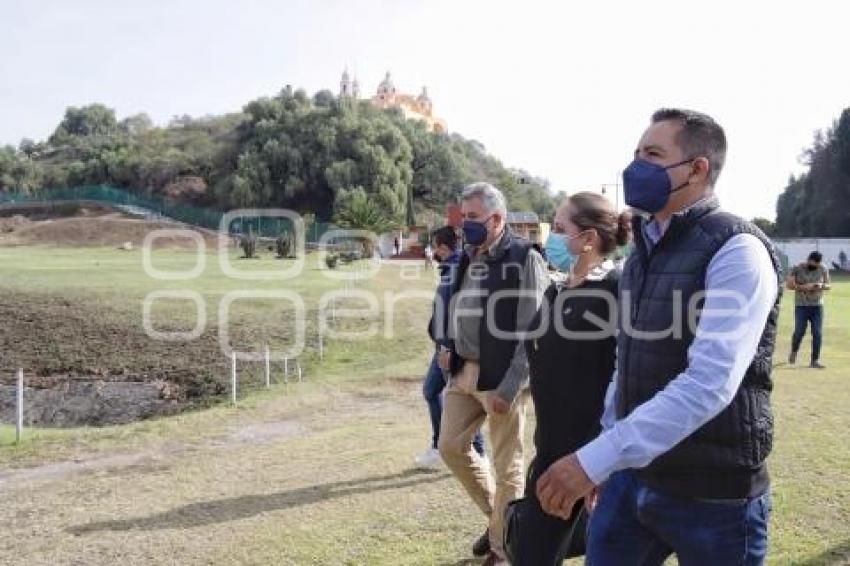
[{"left": 378, "top": 71, "right": 396, "bottom": 94}]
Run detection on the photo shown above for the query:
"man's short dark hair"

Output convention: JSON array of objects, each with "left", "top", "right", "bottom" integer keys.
[
  {"left": 432, "top": 226, "right": 458, "bottom": 249},
  {"left": 651, "top": 108, "right": 727, "bottom": 187},
  {"left": 809, "top": 251, "right": 823, "bottom": 263}
]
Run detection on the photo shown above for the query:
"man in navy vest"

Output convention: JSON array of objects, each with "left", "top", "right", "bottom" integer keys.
[
  {"left": 438, "top": 182, "right": 548, "bottom": 566},
  {"left": 535, "top": 109, "right": 781, "bottom": 565}
]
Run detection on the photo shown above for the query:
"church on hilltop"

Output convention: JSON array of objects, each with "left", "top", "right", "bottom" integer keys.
[{"left": 339, "top": 69, "right": 447, "bottom": 133}]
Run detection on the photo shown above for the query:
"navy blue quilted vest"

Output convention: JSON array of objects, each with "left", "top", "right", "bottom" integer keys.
[{"left": 616, "top": 197, "right": 782, "bottom": 498}]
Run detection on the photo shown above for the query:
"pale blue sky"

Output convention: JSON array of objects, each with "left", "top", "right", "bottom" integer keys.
[{"left": 2, "top": 0, "right": 848, "bottom": 219}]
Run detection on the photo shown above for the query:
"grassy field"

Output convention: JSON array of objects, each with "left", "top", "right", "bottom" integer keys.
[
  {"left": 1, "top": 246, "right": 849, "bottom": 565},
  {"left": 0, "top": 245, "right": 434, "bottom": 398}
]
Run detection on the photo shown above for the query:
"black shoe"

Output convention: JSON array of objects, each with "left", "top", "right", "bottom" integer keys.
[
  {"left": 789, "top": 351, "right": 797, "bottom": 365},
  {"left": 472, "top": 529, "right": 490, "bottom": 557},
  {"left": 810, "top": 360, "right": 826, "bottom": 369}
]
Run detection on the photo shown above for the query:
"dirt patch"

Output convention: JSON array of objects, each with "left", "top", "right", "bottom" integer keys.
[
  {"left": 0, "top": 293, "right": 228, "bottom": 406},
  {"left": 0, "top": 200, "right": 116, "bottom": 220},
  {"left": 220, "top": 421, "right": 306, "bottom": 444},
  {"left": 1, "top": 215, "right": 228, "bottom": 249},
  {"left": 0, "top": 451, "right": 160, "bottom": 487},
  {"left": 0, "top": 214, "right": 30, "bottom": 232},
  {"left": 0, "top": 420, "right": 307, "bottom": 489},
  {"left": 0, "top": 379, "right": 185, "bottom": 427},
  {"left": 0, "top": 290, "right": 312, "bottom": 425},
  {"left": 0, "top": 201, "right": 230, "bottom": 249}
]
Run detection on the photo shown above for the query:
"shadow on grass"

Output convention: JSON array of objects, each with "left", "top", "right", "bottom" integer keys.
[
  {"left": 795, "top": 538, "right": 850, "bottom": 566},
  {"left": 69, "top": 468, "right": 449, "bottom": 534}
]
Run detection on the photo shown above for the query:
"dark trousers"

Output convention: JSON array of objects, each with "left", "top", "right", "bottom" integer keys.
[
  {"left": 423, "top": 351, "right": 484, "bottom": 455},
  {"left": 791, "top": 305, "right": 824, "bottom": 362},
  {"left": 586, "top": 470, "right": 771, "bottom": 566},
  {"left": 509, "top": 460, "right": 584, "bottom": 565}
]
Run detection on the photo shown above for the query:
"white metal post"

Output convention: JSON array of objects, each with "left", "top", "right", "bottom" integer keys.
[
  {"left": 264, "top": 344, "right": 271, "bottom": 388},
  {"left": 231, "top": 355, "right": 237, "bottom": 405},
  {"left": 16, "top": 369, "right": 23, "bottom": 444},
  {"left": 318, "top": 332, "right": 324, "bottom": 361}
]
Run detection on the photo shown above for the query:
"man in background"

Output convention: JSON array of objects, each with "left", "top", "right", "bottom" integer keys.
[
  {"left": 418, "top": 226, "right": 485, "bottom": 470},
  {"left": 787, "top": 251, "right": 831, "bottom": 368}
]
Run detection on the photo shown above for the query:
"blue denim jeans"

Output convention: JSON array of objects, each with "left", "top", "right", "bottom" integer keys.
[
  {"left": 423, "top": 351, "right": 485, "bottom": 455},
  {"left": 792, "top": 305, "right": 823, "bottom": 362},
  {"left": 587, "top": 470, "right": 771, "bottom": 566}
]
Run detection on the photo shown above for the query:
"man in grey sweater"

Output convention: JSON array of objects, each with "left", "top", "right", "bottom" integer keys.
[{"left": 438, "top": 182, "right": 548, "bottom": 566}]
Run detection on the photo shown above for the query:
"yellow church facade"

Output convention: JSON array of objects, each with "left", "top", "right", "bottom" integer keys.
[{"left": 339, "top": 70, "right": 447, "bottom": 133}]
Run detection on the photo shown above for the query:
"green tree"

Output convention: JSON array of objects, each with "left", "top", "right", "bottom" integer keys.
[
  {"left": 334, "top": 186, "right": 401, "bottom": 255},
  {"left": 752, "top": 217, "right": 776, "bottom": 237},
  {"left": 775, "top": 107, "right": 850, "bottom": 237},
  {"left": 0, "top": 146, "right": 19, "bottom": 190},
  {"left": 120, "top": 113, "right": 154, "bottom": 136},
  {"left": 9, "top": 83, "right": 557, "bottom": 226},
  {"left": 50, "top": 104, "right": 119, "bottom": 142}
]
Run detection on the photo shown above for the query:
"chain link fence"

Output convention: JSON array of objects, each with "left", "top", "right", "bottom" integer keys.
[{"left": 0, "top": 185, "right": 334, "bottom": 241}]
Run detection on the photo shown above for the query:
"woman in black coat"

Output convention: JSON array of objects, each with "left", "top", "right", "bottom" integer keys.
[{"left": 507, "top": 192, "right": 632, "bottom": 565}]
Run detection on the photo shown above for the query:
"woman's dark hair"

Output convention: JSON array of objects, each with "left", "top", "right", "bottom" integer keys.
[
  {"left": 432, "top": 225, "right": 459, "bottom": 249},
  {"left": 567, "top": 192, "right": 632, "bottom": 255}
]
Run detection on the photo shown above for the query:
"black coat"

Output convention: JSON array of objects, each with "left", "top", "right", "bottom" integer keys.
[{"left": 525, "top": 270, "right": 619, "bottom": 482}]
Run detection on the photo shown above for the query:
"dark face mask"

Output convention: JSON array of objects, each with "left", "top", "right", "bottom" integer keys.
[
  {"left": 462, "top": 215, "right": 493, "bottom": 246},
  {"left": 807, "top": 263, "right": 819, "bottom": 271},
  {"left": 622, "top": 157, "right": 695, "bottom": 214}
]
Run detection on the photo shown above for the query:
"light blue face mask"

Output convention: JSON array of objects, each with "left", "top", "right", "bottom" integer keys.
[{"left": 544, "top": 232, "right": 577, "bottom": 272}]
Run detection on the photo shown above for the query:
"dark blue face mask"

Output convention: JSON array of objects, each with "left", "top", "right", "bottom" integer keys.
[
  {"left": 622, "top": 157, "right": 694, "bottom": 214},
  {"left": 462, "top": 215, "right": 493, "bottom": 246}
]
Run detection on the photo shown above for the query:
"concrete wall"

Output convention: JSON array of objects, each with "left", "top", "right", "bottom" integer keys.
[{"left": 772, "top": 238, "right": 850, "bottom": 273}]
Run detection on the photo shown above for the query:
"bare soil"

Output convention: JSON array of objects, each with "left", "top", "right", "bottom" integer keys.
[
  {"left": 0, "top": 293, "right": 226, "bottom": 398},
  {"left": 0, "top": 201, "right": 229, "bottom": 249}
]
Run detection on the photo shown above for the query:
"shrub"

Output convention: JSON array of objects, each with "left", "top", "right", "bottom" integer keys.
[
  {"left": 240, "top": 228, "right": 257, "bottom": 258},
  {"left": 275, "top": 232, "right": 293, "bottom": 258}
]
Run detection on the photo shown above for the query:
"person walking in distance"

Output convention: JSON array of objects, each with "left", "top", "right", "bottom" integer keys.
[{"left": 787, "top": 251, "right": 831, "bottom": 368}]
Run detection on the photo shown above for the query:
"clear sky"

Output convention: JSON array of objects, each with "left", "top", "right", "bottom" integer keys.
[{"left": 2, "top": 0, "right": 848, "bottom": 220}]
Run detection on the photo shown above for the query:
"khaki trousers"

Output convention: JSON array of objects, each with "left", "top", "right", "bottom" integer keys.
[{"left": 437, "top": 361, "right": 528, "bottom": 558}]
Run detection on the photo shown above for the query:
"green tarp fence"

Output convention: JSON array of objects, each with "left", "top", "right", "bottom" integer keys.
[{"left": 0, "top": 185, "right": 333, "bottom": 241}]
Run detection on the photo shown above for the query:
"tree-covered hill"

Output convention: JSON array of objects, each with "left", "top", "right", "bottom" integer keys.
[{"left": 0, "top": 86, "right": 558, "bottom": 225}]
